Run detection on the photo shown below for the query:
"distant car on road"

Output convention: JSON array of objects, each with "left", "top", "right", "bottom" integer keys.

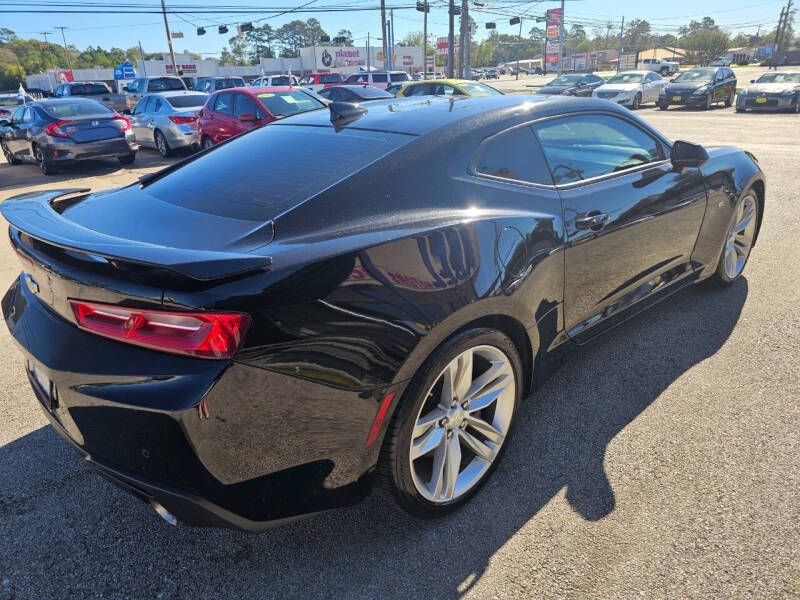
[
  {"left": 53, "top": 81, "right": 131, "bottom": 114},
  {"left": 0, "top": 98, "right": 137, "bottom": 174},
  {"left": 535, "top": 73, "right": 605, "bottom": 96},
  {"left": 711, "top": 56, "right": 733, "bottom": 67},
  {"left": 736, "top": 71, "right": 800, "bottom": 113},
  {"left": 343, "top": 71, "right": 410, "bottom": 90},
  {"left": 486, "top": 69, "right": 500, "bottom": 79},
  {"left": 637, "top": 57, "right": 680, "bottom": 76},
  {"left": 396, "top": 79, "right": 503, "bottom": 98},
  {"left": 129, "top": 91, "right": 208, "bottom": 157},
  {"left": 317, "top": 85, "right": 394, "bottom": 103},
  {"left": 195, "top": 77, "right": 247, "bottom": 93},
  {"left": 593, "top": 70, "right": 666, "bottom": 109},
  {"left": 658, "top": 67, "right": 737, "bottom": 110},
  {"left": 198, "top": 86, "right": 326, "bottom": 148}
]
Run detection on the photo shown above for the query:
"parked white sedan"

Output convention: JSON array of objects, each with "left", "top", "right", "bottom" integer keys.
[{"left": 592, "top": 70, "right": 667, "bottom": 109}]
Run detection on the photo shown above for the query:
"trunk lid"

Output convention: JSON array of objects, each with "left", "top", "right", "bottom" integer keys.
[{"left": 59, "top": 114, "right": 126, "bottom": 143}]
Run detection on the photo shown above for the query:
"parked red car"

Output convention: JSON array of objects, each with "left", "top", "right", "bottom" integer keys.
[{"left": 197, "top": 86, "right": 327, "bottom": 148}]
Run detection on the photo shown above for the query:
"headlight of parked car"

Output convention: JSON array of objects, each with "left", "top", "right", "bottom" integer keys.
[{"left": 692, "top": 85, "right": 710, "bottom": 95}]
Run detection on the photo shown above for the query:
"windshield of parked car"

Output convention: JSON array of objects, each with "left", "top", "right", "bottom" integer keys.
[
  {"left": 673, "top": 69, "right": 715, "bottom": 82},
  {"left": 606, "top": 73, "right": 643, "bottom": 84},
  {"left": 148, "top": 78, "right": 185, "bottom": 91},
  {"left": 256, "top": 90, "right": 325, "bottom": 117},
  {"left": 270, "top": 76, "right": 293, "bottom": 86},
  {"left": 214, "top": 78, "right": 245, "bottom": 90},
  {"left": 756, "top": 73, "right": 800, "bottom": 83},
  {"left": 69, "top": 83, "right": 110, "bottom": 95},
  {"left": 458, "top": 82, "right": 503, "bottom": 96},
  {"left": 166, "top": 95, "right": 209, "bottom": 108},
  {"left": 42, "top": 100, "right": 115, "bottom": 118},
  {"left": 548, "top": 74, "right": 583, "bottom": 85},
  {"left": 320, "top": 74, "right": 342, "bottom": 84}
]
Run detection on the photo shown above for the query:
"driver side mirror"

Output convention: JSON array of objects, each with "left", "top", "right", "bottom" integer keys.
[
  {"left": 671, "top": 140, "right": 709, "bottom": 169},
  {"left": 0, "top": 119, "right": 8, "bottom": 128},
  {"left": 750, "top": 79, "right": 755, "bottom": 84},
  {"left": 238, "top": 112, "right": 256, "bottom": 122}
]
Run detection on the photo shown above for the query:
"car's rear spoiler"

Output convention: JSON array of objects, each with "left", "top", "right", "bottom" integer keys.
[{"left": 1, "top": 189, "right": 272, "bottom": 281}]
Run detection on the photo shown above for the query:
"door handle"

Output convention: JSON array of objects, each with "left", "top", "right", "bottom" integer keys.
[{"left": 575, "top": 211, "right": 609, "bottom": 231}]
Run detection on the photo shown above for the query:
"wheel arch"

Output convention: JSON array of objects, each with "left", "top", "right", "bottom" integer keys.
[{"left": 749, "top": 178, "right": 765, "bottom": 247}]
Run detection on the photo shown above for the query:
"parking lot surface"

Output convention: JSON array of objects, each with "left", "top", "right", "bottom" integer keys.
[{"left": 0, "top": 103, "right": 798, "bottom": 599}]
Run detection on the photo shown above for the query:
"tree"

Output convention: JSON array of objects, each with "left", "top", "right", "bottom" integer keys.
[
  {"left": 679, "top": 17, "right": 718, "bottom": 37},
  {"left": 623, "top": 19, "right": 653, "bottom": 50},
  {"left": 682, "top": 29, "right": 730, "bottom": 65}
]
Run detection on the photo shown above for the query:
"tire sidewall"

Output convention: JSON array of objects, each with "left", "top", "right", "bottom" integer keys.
[
  {"left": 713, "top": 191, "right": 759, "bottom": 286},
  {"left": 155, "top": 130, "right": 169, "bottom": 157},
  {"left": 384, "top": 328, "right": 523, "bottom": 516}
]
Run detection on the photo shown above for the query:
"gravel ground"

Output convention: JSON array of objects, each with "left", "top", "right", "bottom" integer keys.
[{"left": 0, "top": 105, "right": 798, "bottom": 599}]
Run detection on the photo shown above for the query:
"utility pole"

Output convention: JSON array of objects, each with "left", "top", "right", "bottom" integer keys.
[
  {"left": 39, "top": 32, "right": 54, "bottom": 92},
  {"left": 381, "top": 0, "right": 387, "bottom": 69},
  {"left": 390, "top": 8, "right": 396, "bottom": 71},
  {"left": 557, "top": 0, "right": 565, "bottom": 75},
  {"left": 160, "top": 0, "right": 180, "bottom": 76},
  {"left": 417, "top": 0, "right": 429, "bottom": 78},
  {"left": 367, "top": 31, "right": 371, "bottom": 72},
  {"left": 616, "top": 16, "right": 625, "bottom": 73},
  {"left": 448, "top": 0, "right": 456, "bottom": 77},
  {"left": 54, "top": 27, "right": 73, "bottom": 73},
  {"left": 775, "top": 1, "right": 793, "bottom": 69},
  {"left": 458, "top": 0, "right": 468, "bottom": 78},
  {"left": 139, "top": 41, "right": 148, "bottom": 76}
]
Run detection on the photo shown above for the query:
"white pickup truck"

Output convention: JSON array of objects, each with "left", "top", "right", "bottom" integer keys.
[{"left": 637, "top": 58, "right": 680, "bottom": 76}]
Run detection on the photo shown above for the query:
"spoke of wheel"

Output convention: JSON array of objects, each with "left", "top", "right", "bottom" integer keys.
[
  {"left": 465, "top": 359, "right": 506, "bottom": 402},
  {"left": 412, "top": 426, "right": 444, "bottom": 459},
  {"left": 428, "top": 436, "right": 448, "bottom": 498},
  {"left": 466, "top": 373, "right": 511, "bottom": 413},
  {"left": 413, "top": 407, "right": 445, "bottom": 438},
  {"left": 733, "top": 240, "right": 749, "bottom": 257},
  {"left": 465, "top": 414, "right": 504, "bottom": 444},
  {"left": 726, "top": 246, "right": 737, "bottom": 276},
  {"left": 443, "top": 434, "right": 461, "bottom": 500},
  {"left": 452, "top": 350, "right": 473, "bottom": 400},
  {"left": 460, "top": 429, "right": 495, "bottom": 462}
]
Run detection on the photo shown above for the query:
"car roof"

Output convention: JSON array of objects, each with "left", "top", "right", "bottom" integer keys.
[
  {"left": 403, "top": 78, "right": 473, "bottom": 86},
  {"left": 155, "top": 90, "right": 208, "bottom": 97},
  {"left": 31, "top": 97, "right": 100, "bottom": 105},
  {"left": 247, "top": 86, "right": 302, "bottom": 93},
  {"left": 273, "top": 94, "right": 615, "bottom": 137}
]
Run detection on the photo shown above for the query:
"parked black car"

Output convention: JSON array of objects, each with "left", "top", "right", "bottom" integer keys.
[
  {"left": 2, "top": 95, "right": 764, "bottom": 531},
  {"left": 535, "top": 73, "right": 605, "bottom": 96},
  {"left": 658, "top": 67, "right": 737, "bottom": 110},
  {"left": 0, "top": 98, "right": 137, "bottom": 174},
  {"left": 316, "top": 84, "right": 394, "bottom": 103}
]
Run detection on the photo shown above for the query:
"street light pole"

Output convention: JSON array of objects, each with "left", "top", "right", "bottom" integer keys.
[
  {"left": 423, "top": 1, "right": 428, "bottom": 78},
  {"left": 557, "top": 0, "right": 565, "bottom": 75},
  {"left": 448, "top": 0, "right": 455, "bottom": 78}
]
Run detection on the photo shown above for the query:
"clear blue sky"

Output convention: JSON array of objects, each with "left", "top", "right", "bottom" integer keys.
[{"left": 2, "top": 0, "right": 787, "bottom": 58}]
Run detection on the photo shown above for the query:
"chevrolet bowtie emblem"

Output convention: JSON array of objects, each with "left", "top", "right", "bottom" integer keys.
[{"left": 23, "top": 272, "right": 39, "bottom": 295}]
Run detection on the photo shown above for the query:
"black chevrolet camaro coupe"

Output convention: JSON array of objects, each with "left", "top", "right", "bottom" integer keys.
[{"left": 2, "top": 95, "right": 764, "bottom": 531}]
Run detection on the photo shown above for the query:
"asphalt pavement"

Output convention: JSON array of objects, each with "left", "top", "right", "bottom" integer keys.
[{"left": 0, "top": 103, "right": 798, "bottom": 599}]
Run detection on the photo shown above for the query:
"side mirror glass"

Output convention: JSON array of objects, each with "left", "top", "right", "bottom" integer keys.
[
  {"left": 0, "top": 119, "right": 9, "bottom": 128},
  {"left": 750, "top": 79, "right": 755, "bottom": 84},
  {"left": 671, "top": 140, "right": 709, "bottom": 169},
  {"left": 238, "top": 112, "right": 256, "bottom": 122}
]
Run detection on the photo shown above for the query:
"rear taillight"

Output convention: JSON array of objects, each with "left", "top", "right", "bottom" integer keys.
[
  {"left": 68, "top": 300, "right": 250, "bottom": 360},
  {"left": 168, "top": 115, "right": 198, "bottom": 125},
  {"left": 45, "top": 120, "right": 70, "bottom": 138},
  {"left": 112, "top": 114, "right": 131, "bottom": 131}
]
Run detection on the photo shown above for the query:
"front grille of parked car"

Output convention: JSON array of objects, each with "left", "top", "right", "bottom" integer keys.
[
  {"left": 746, "top": 98, "right": 779, "bottom": 107},
  {"left": 596, "top": 91, "right": 618, "bottom": 98}
]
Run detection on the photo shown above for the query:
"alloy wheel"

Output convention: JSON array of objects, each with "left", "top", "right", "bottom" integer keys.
[
  {"left": 705, "top": 93, "right": 713, "bottom": 110},
  {"left": 155, "top": 131, "right": 169, "bottom": 157},
  {"left": 408, "top": 345, "right": 516, "bottom": 504},
  {"left": 724, "top": 194, "right": 758, "bottom": 280},
  {"left": 632, "top": 93, "right": 641, "bottom": 110},
  {"left": 202, "top": 136, "right": 213, "bottom": 149}
]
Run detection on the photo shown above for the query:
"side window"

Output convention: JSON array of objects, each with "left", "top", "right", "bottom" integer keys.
[
  {"left": 55, "top": 85, "right": 63, "bottom": 96},
  {"left": 214, "top": 92, "right": 234, "bottom": 116},
  {"left": 474, "top": 126, "right": 553, "bottom": 185},
  {"left": 404, "top": 83, "right": 429, "bottom": 97},
  {"left": 10, "top": 106, "right": 25, "bottom": 124},
  {"left": 372, "top": 73, "right": 388, "bottom": 83},
  {"left": 534, "top": 114, "right": 664, "bottom": 185},
  {"left": 22, "top": 108, "right": 35, "bottom": 123},
  {"left": 153, "top": 97, "right": 164, "bottom": 112},
  {"left": 133, "top": 96, "right": 151, "bottom": 115},
  {"left": 233, "top": 93, "right": 259, "bottom": 118}
]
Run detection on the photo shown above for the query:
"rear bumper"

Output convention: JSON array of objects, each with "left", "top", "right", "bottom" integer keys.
[
  {"left": 43, "top": 133, "right": 138, "bottom": 162},
  {"left": 162, "top": 123, "right": 200, "bottom": 149},
  {"left": 2, "top": 277, "right": 381, "bottom": 530}
]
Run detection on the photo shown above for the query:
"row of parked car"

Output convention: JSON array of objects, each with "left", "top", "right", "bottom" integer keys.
[{"left": 2, "top": 68, "right": 798, "bottom": 174}]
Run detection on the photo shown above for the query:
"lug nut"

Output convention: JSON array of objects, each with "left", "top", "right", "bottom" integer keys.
[
  {"left": 439, "top": 417, "right": 449, "bottom": 427},
  {"left": 447, "top": 430, "right": 454, "bottom": 439},
  {"left": 451, "top": 399, "right": 458, "bottom": 408},
  {"left": 460, "top": 421, "right": 468, "bottom": 430},
  {"left": 461, "top": 400, "right": 470, "bottom": 409}
]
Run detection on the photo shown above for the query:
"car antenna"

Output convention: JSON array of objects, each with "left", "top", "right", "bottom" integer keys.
[{"left": 328, "top": 101, "right": 367, "bottom": 127}]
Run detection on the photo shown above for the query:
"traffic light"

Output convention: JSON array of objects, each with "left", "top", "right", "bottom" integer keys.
[
  {"left": 197, "top": 27, "right": 206, "bottom": 35},
  {"left": 509, "top": 17, "right": 520, "bottom": 25},
  {"left": 320, "top": 35, "right": 330, "bottom": 42},
  {"left": 450, "top": 5, "right": 461, "bottom": 15},
  {"left": 333, "top": 36, "right": 347, "bottom": 44},
  {"left": 416, "top": 1, "right": 430, "bottom": 12},
  {"left": 485, "top": 22, "right": 496, "bottom": 29},
  {"left": 218, "top": 25, "right": 228, "bottom": 34},
  {"left": 239, "top": 22, "right": 253, "bottom": 33}
]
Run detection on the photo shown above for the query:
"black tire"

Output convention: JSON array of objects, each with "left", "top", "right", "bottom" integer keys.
[
  {"left": 736, "top": 105, "right": 746, "bottom": 113},
  {"left": 118, "top": 152, "right": 136, "bottom": 165},
  {"left": 201, "top": 135, "right": 214, "bottom": 150},
  {"left": 631, "top": 93, "right": 641, "bottom": 110},
  {"left": 660, "top": 67, "right": 669, "bottom": 76},
  {"left": 154, "top": 130, "right": 171, "bottom": 157},
  {"left": 706, "top": 190, "right": 760, "bottom": 288},
  {"left": 1, "top": 140, "right": 21, "bottom": 165},
  {"left": 34, "top": 144, "right": 58, "bottom": 175},
  {"left": 703, "top": 93, "right": 713, "bottom": 110},
  {"left": 658, "top": 102, "right": 669, "bottom": 110},
  {"left": 724, "top": 89, "right": 735, "bottom": 107},
  {"left": 377, "top": 328, "right": 523, "bottom": 518},
  {"left": 790, "top": 97, "right": 800, "bottom": 114}
]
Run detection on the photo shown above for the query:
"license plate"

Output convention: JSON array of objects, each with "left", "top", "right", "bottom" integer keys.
[
  {"left": 755, "top": 97, "right": 767, "bottom": 103},
  {"left": 28, "top": 360, "right": 55, "bottom": 409},
  {"left": 672, "top": 95, "right": 682, "bottom": 101}
]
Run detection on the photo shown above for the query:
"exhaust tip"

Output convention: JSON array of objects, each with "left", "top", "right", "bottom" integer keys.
[{"left": 151, "top": 500, "right": 178, "bottom": 526}]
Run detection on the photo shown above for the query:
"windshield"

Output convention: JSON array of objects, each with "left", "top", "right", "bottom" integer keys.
[
  {"left": 214, "top": 78, "right": 245, "bottom": 90},
  {"left": 256, "top": 90, "right": 325, "bottom": 117},
  {"left": 166, "top": 94, "right": 208, "bottom": 108},
  {"left": 270, "top": 76, "right": 293, "bottom": 86},
  {"left": 43, "top": 100, "right": 114, "bottom": 118},
  {"left": 756, "top": 72, "right": 800, "bottom": 84},
  {"left": 459, "top": 82, "right": 502, "bottom": 97},
  {"left": 606, "top": 73, "right": 643, "bottom": 84},
  {"left": 320, "top": 74, "right": 342, "bottom": 84},
  {"left": 390, "top": 73, "right": 409, "bottom": 82},
  {"left": 674, "top": 70, "right": 714, "bottom": 83},
  {"left": 148, "top": 78, "right": 186, "bottom": 91},
  {"left": 548, "top": 75, "right": 582, "bottom": 86},
  {"left": 69, "top": 83, "right": 110, "bottom": 95}
]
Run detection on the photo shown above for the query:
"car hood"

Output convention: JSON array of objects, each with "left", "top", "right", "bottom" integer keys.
[
  {"left": 665, "top": 81, "right": 711, "bottom": 92},
  {"left": 537, "top": 85, "right": 573, "bottom": 95},
  {"left": 744, "top": 82, "right": 800, "bottom": 94},
  {"left": 596, "top": 83, "right": 639, "bottom": 93}
]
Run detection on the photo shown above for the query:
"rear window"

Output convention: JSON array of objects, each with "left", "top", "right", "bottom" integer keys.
[
  {"left": 270, "top": 76, "right": 292, "bottom": 86},
  {"left": 148, "top": 78, "right": 185, "bottom": 92},
  {"left": 390, "top": 73, "right": 409, "bottom": 82},
  {"left": 320, "top": 74, "right": 341, "bottom": 84},
  {"left": 358, "top": 87, "right": 393, "bottom": 99},
  {"left": 459, "top": 82, "right": 502, "bottom": 97},
  {"left": 43, "top": 101, "right": 114, "bottom": 118},
  {"left": 215, "top": 78, "right": 245, "bottom": 90},
  {"left": 69, "top": 83, "right": 110, "bottom": 95},
  {"left": 144, "top": 126, "right": 412, "bottom": 220},
  {"left": 256, "top": 91, "right": 325, "bottom": 117},
  {"left": 166, "top": 94, "right": 209, "bottom": 108},
  {"left": 372, "top": 74, "right": 388, "bottom": 83}
]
